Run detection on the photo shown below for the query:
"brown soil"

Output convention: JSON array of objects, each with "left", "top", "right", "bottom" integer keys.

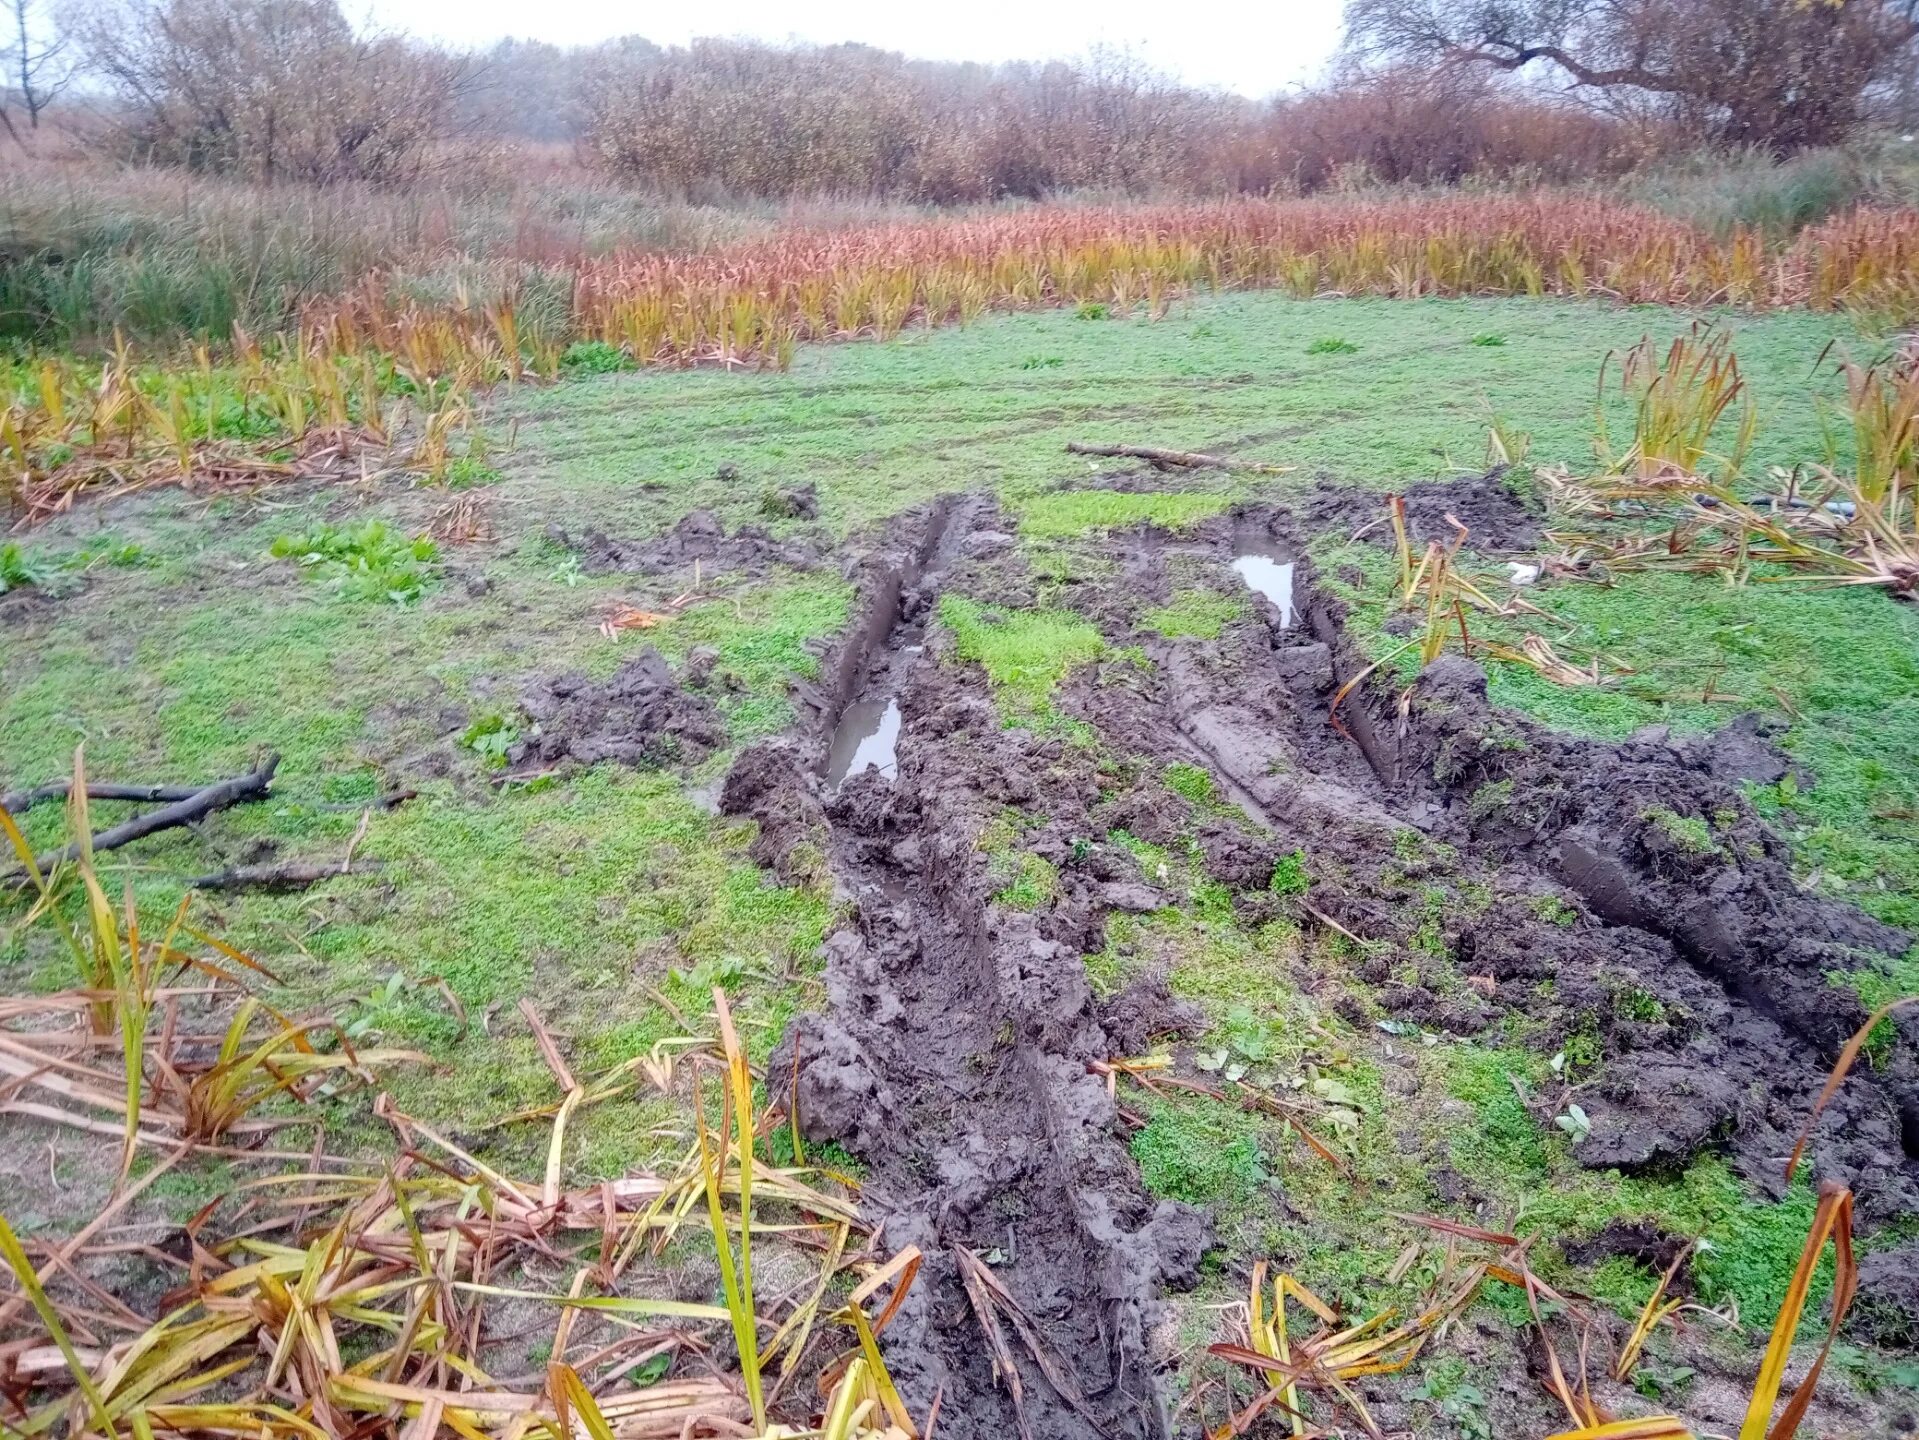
[
  {"left": 549, "top": 508, "right": 823, "bottom": 579},
  {"left": 728, "top": 500, "right": 1212, "bottom": 1440},
  {"left": 510, "top": 646, "right": 724, "bottom": 773},
  {"left": 1049, "top": 503, "right": 1915, "bottom": 1215}
]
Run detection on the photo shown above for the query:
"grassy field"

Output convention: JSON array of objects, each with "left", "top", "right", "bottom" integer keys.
[{"left": 4, "top": 288, "right": 1918, "bottom": 1428}]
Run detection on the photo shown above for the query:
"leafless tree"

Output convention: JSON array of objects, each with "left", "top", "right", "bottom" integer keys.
[
  {"left": 69, "top": 0, "right": 470, "bottom": 182},
  {"left": 1343, "top": 0, "right": 1919, "bottom": 151},
  {"left": 2, "top": 0, "right": 74, "bottom": 141}
]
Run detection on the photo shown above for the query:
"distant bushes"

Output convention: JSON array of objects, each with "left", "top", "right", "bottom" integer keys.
[
  {"left": 68, "top": 0, "right": 467, "bottom": 185},
  {"left": 579, "top": 41, "right": 1657, "bottom": 202}
]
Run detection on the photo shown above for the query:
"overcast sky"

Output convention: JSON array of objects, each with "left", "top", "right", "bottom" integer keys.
[{"left": 356, "top": 0, "right": 1350, "bottom": 97}]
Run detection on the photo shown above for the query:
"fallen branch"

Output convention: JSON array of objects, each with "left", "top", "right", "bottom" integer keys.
[
  {"left": 1065, "top": 440, "right": 1291, "bottom": 474},
  {"left": 1, "top": 780, "right": 208, "bottom": 814},
  {"left": 8, "top": 754, "right": 280, "bottom": 879},
  {"left": 187, "top": 856, "right": 383, "bottom": 892}
]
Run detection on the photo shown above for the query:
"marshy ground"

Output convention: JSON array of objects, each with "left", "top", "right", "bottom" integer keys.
[{"left": 5, "top": 291, "right": 1919, "bottom": 1438}]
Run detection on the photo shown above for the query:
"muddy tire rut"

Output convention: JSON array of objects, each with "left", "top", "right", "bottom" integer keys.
[
  {"left": 727, "top": 498, "right": 1206, "bottom": 1440},
  {"left": 1074, "top": 505, "right": 1919, "bottom": 1215},
  {"left": 726, "top": 492, "right": 1919, "bottom": 1434}
]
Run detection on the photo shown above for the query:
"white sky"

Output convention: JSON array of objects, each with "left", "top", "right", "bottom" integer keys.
[{"left": 358, "top": 0, "right": 1349, "bottom": 97}]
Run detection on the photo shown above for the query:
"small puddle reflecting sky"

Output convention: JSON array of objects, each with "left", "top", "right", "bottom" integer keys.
[
  {"left": 825, "top": 698, "right": 901, "bottom": 787},
  {"left": 1232, "top": 536, "right": 1296, "bottom": 628}
]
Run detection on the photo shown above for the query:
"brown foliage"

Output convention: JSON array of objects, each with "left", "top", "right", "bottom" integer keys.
[
  {"left": 69, "top": 0, "right": 470, "bottom": 184},
  {"left": 578, "top": 39, "right": 1641, "bottom": 201}
]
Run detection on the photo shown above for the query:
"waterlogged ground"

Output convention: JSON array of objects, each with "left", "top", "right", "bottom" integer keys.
[{"left": 5, "top": 292, "right": 1919, "bottom": 1436}]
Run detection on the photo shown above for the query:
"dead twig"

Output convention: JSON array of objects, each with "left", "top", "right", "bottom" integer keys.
[
  {"left": 1, "top": 780, "right": 210, "bottom": 814},
  {"left": 186, "top": 857, "right": 385, "bottom": 892},
  {"left": 1065, "top": 441, "right": 1291, "bottom": 475},
  {"left": 7, "top": 754, "right": 280, "bottom": 880}
]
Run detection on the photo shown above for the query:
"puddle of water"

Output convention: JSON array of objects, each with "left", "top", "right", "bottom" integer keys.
[
  {"left": 826, "top": 698, "right": 901, "bottom": 786},
  {"left": 1232, "top": 536, "right": 1296, "bottom": 628}
]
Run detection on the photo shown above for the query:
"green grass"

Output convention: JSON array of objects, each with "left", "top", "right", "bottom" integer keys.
[
  {"left": 1142, "top": 588, "right": 1246, "bottom": 640},
  {"left": 992, "top": 851, "right": 1059, "bottom": 910},
  {"left": 269, "top": 520, "right": 440, "bottom": 605},
  {"left": 938, "top": 594, "right": 1105, "bottom": 716},
  {"left": 1318, "top": 539, "right": 1919, "bottom": 931},
  {"left": 1641, "top": 805, "right": 1719, "bottom": 856},
  {"left": 1, "top": 287, "right": 1901, "bottom": 1247},
  {"left": 1163, "top": 761, "right": 1216, "bottom": 806},
  {"left": 0, "top": 542, "right": 44, "bottom": 594},
  {"left": 1429, "top": 1043, "right": 1831, "bottom": 1326},
  {"left": 1013, "top": 489, "right": 1235, "bottom": 539},
  {"left": 482, "top": 293, "right": 1856, "bottom": 540},
  {"left": 1131, "top": 1090, "right": 1270, "bottom": 1205}
]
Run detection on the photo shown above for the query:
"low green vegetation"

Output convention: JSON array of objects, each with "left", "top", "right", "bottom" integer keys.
[
  {"left": 1318, "top": 529, "right": 1919, "bottom": 931},
  {"left": 1163, "top": 761, "right": 1216, "bottom": 806},
  {"left": 1307, "top": 337, "right": 1360, "bottom": 355},
  {"left": 938, "top": 594, "right": 1104, "bottom": 716},
  {"left": 1142, "top": 588, "right": 1246, "bottom": 639},
  {"left": 3, "top": 285, "right": 1909, "bottom": 1392},
  {"left": 269, "top": 520, "right": 440, "bottom": 604},
  {"left": 559, "top": 339, "right": 632, "bottom": 375},
  {"left": 0, "top": 542, "right": 43, "bottom": 594},
  {"left": 1641, "top": 805, "right": 1719, "bottom": 855},
  {"left": 1131, "top": 1090, "right": 1270, "bottom": 1205},
  {"left": 992, "top": 851, "right": 1059, "bottom": 910},
  {"left": 1013, "top": 489, "right": 1235, "bottom": 540},
  {"left": 1430, "top": 1043, "right": 1832, "bottom": 1326}
]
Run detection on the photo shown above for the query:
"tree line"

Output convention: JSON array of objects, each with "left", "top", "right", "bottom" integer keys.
[{"left": 4, "top": 0, "right": 1916, "bottom": 193}]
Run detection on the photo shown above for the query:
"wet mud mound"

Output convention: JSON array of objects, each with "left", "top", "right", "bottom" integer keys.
[
  {"left": 726, "top": 498, "right": 1210, "bottom": 1440},
  {"left": 554, "top": 508, "right": 821, "bottom": 577},
  {"left": 509, "top": 646, "right": 723, "bottom": 773},
  {"left": 1293, "top": 468, "right": 1544, "bottom": 551},
  {"left": 1399, "top": 657, "right": 1918, "bottom": 1203},
  {"left": 1059, "top": 502, "right": 1916, "bottom": 1220}
]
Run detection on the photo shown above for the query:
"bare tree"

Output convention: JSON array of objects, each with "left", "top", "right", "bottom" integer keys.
[
  {"left": 2, "top": 0, "right": 74, "bottom": 141},
  {"left": 1343, "top": 0, "right": 1919, "bottom": 152},
  {"left": 70, "top": 0, "right": 470, "bottom": 182}
]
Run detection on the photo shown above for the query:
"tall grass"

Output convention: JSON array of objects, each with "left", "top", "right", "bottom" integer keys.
[
  {"left": 9, "top": 190, "right": 1919, "bottom": 523},
  {"left": 0, "top": 158, "right": 926, "bottom": 349}
]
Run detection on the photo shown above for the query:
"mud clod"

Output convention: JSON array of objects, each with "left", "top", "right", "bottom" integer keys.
[
  {"left": 561, "top": 509, "right": 820, "bottom": 576},
  {"left": 719, "top": 737, "right": 827, "bottom": 883},
  {"left": 760, "top": 483, "right": 819, "bottom": 519},
  {"left": 1297, "top": 470, "right": 1542, "bottom": 551},
  {"left": 511, "top": 647, "right": 722, "bottom": 773}
]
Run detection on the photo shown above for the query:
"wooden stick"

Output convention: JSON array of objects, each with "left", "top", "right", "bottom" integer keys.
[
  {"left": 1, "top": 780, "right": 208, "bottom": 814},
  {"left": 8, "top": 754, "right": 280, "bottom": 879},
  {"left": 1065, "top": 440, "right": 1292, "bottom": 474},
  {"left": 187, "top": 857, "right": 384, "bottom": 892}
]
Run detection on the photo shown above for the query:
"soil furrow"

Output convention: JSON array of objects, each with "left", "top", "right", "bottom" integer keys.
[
  {"left": 1074, "top": 502, "right": 1919, "bottom": 1217},
  {"left": 727, "top": 497, "right": 1205, "bottom": 1440}
]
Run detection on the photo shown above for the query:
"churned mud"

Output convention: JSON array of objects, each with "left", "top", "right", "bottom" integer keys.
[
  {"left": 1080, "top": 504, "right": 1915, "bottom": 1213},
  {"left": 550, "top": 507, "right": 822, "bottom": 578},
  {"left": 727, "top": 499, "right": 1212, "bottom": 1440},
  {"left": 714, "top": 491, "right": 1916, "bottom": 1430},
  {"left": 509, "top": 647, "right": 724, "bottom": 774}
]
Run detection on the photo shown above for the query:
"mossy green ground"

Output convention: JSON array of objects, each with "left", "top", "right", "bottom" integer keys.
[{"left": 2, "top": 292, "right": 1910, "bottom": 1383}]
